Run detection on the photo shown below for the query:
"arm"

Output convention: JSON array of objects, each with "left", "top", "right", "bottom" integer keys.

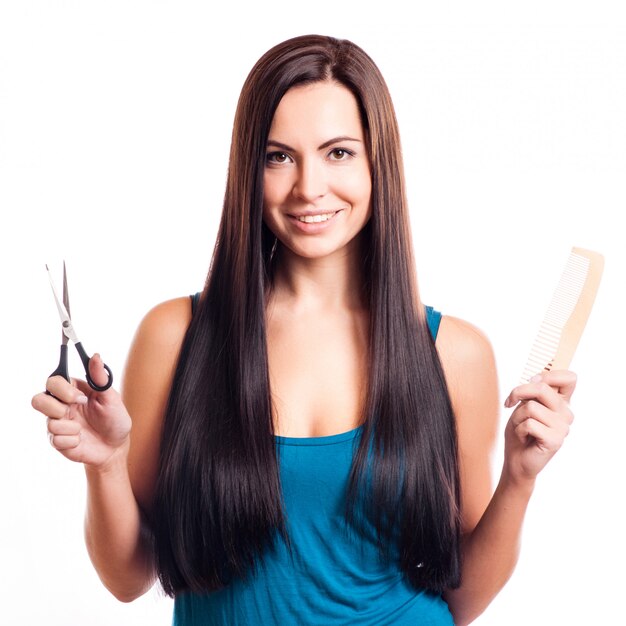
[
  {"left": 437, "top": 316, "right": 575, "bottom": 625},
  {"left": 86, "top": 296, "right": 192, "bottom": 601},
  {"left": 32, "top": 297, "right": 191, "bottom": 602},
  {"left": 83, "top": 434, "right": 153, "bottom": 602}
]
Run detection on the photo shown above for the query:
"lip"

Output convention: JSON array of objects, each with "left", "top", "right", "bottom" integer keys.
[
  {"left": 287, "top": 209, "right": 342, "bottom": 233},
  {"left": 287, "top": 209, "right": 341, "bottom": 218}
]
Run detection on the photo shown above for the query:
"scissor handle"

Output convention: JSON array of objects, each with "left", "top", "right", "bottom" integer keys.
[
  {"left": 75, "top": 342, "right": 114, "bottom": 392},
  {"left": 45, "top": 344, "right": 71, "bottom": 396}
]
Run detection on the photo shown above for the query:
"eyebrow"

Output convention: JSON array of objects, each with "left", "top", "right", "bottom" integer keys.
[{"left": 266, "top": 136, "right": 362, "bottom": 152}]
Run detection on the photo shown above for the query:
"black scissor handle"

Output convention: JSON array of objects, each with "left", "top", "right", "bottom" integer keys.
[
  {"left": 45, "top": 344, "right": 71, "bottom": 396},
  {"left": 75, "top": 342, "right": 114, "bottom": 392},
  {"left": 49, "top": 344, "right": 70, "bottom": 383}
]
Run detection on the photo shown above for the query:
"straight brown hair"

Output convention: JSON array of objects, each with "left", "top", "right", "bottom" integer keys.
[{"left": 152, "top": 34, "right": 461, "bottom": 597}]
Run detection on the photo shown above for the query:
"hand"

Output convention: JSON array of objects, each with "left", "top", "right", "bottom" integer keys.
[
  {"left": 502, "top": 369, "right": 577, "bottom": 485},
  {"left": 31, "top": 354, "right": 132, "bottom": 470}
]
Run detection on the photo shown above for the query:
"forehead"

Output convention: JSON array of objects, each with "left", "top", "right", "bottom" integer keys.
[{"left": 269, "top": 81, "right": 364, "bottom": 141}]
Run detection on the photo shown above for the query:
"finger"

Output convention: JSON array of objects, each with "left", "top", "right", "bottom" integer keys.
[
  {"left": 75, "top": 353, "right": 115, "bottom": 401},
  {"left": 45, "top": 376, "right": 89, "bottom": 405},
  {"left": 49, "top": 433, "right": 81, "bottom": 450},
  {"left": 509, "top": 399, "right": 573, "bottom": 433},
  {"left": 509, "top": 400, "right": 555, "bottom": 429},
  {"left": 89, "top": 353, "right": 111, "bottom": 388},
  {"left": 514, "top": 417, "right": 568, "bottom": 452},
  {"left": 538, "top": 369, "right": 577, "bottom": 402},
  {"left": 504, "top": 380, "right": 566, "bottom": 411},
  {"left": 32, "top": 391, "right": 85, "bottom": 419},
  {"left": 47, "top": 417, "right": 81, "bottom": 436}
]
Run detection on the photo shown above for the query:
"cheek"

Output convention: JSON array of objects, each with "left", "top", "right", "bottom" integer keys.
[
  {"left": 261, "top": 184, "right": 280, "bottom": 233},
  {"left": 262, "top": 171, "right": 273, "bottom": 204},
  {"left": 263, "top": 171, "right": 289, "bottom": 207},
  {"left": 261, "top": 203, "right": 276, "bottom": 230},
  {"left": 339, "top": 168, "right": 371, "bottom": 205}
]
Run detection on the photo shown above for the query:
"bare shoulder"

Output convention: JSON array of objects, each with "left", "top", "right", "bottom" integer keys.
[
  {"left": 436, "top": 316, "right": 495, "bottom": 377},
  {"left": 436, "top": 315, "right": 500, "bottom": 532},
  {"left": 435, "top": 314, "right": 498, "bottom": 431},
  {"left": 122, "top": 297, "right": 193, "bottom": 516},
  {"left": 125, "top": 297, "right": 193, "bottom": 358}
]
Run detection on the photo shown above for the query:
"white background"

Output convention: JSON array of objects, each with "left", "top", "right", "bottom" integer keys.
[{"left": 1, "top": 1, "right": 624, "bottom": 624}]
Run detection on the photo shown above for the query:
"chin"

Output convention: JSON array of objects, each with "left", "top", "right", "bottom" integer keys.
[
  {"left": 284, "top": 239, "right": 347, "bottom": 260},
  {"left": 295, "top": 245, "right": 339, "bottom": 259}
]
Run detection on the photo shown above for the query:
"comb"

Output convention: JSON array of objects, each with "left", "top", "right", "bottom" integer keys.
[{"left": 520, "top": 247, "right": 604, "bottom": 383}]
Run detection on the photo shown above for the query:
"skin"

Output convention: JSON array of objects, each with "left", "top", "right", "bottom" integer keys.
[
  {"left": 31, "top": 80, "right": 576, "bottom": 623},
  {"left": 263, "top": 81, "right": 372, "bottom": 437}
]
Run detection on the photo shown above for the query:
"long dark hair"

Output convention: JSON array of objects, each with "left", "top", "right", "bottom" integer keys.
[{"left": 151, "top": 34, "right": 461, "bottom": 597}]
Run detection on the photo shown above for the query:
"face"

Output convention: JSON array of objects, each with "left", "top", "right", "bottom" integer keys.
[{"left": 262, "top": 81, "right": 372, "bottom": 261}]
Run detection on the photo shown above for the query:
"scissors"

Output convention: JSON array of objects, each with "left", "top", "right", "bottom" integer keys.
[{"left": 46, "top": 262, "right": 113, "bottom": 392}]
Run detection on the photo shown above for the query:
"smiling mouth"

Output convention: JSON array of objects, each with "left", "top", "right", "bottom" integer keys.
[{"left": 291, "top": 210, "right": 340, "bottom": 223}]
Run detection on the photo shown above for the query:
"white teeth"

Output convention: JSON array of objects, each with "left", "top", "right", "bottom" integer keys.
[{"left": 295, "top": 212, "right": 337, "bottom": 223}]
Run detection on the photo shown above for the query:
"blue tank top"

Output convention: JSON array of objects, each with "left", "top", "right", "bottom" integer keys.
[{"left": 173, "top": 298, "right": 452, "bottom": 625}]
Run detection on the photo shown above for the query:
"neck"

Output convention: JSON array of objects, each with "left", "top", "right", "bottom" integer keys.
[{"left": 268, "top": 236, "right": 367, "bottom": 313}]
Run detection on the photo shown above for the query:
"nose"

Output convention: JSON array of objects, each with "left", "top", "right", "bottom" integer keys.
[{"left": 291, "top": 158, "right": 327, "bottom": 203}]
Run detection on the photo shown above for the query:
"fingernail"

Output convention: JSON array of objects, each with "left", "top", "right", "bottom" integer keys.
[
  {"left": 530, "top": 374, "right": 542, "bottom": 383},
  {"left": 75, "top": 395, "right": 88, "bottom": 405},
  {"left": 504, "top": 396, "right": 511, "bottom": 408}
]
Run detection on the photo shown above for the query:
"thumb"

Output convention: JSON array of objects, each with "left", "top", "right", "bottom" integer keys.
[{"left": 88, "top": 353, "right": 113, "bottom": 390}]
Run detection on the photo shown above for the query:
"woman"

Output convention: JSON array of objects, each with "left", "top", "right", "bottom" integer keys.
[{"left": 32, "top": 35, "right": 576, "bottom": 625}]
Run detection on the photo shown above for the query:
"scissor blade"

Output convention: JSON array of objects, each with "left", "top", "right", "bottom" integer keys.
[
  {"left": 63, "top": 261, "right": 71, "bottom": 319},
  {"left": 46, "top": 264, "right": 75, "bottom": 345}
]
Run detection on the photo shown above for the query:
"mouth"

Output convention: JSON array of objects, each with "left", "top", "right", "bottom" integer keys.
[
  {"left": 286, "top": 209, "right": 343, "bottom": 233},
  {"left": 288, "top": 210, "right": 341, "bottom": 224}
]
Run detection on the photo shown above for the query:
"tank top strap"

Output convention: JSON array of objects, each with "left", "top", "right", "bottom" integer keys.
[
  {"left": 190, "top": 291, "right": 441, "bottom": 340},
  {"left": 425, "top": 305, "right": 442, "bottom": 341},
  {"left": 190, "top": 291, "right": 201, "bottom": 315}
]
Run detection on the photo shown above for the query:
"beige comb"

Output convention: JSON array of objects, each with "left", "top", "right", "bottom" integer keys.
[{"left": 520, "top": 247, "right": 604, "bottom": 383}]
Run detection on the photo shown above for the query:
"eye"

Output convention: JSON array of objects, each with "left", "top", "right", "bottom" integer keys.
[
  {"left": 328, "top": 148, "right": 355, "bottom": 161},
  {"left": 266, "top": 151, "right": 292, "bottom": 164}
]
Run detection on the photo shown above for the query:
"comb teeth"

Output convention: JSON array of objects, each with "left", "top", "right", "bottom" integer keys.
[{"left": 520, "top": 248, "right": 601, "bottom": 383}]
